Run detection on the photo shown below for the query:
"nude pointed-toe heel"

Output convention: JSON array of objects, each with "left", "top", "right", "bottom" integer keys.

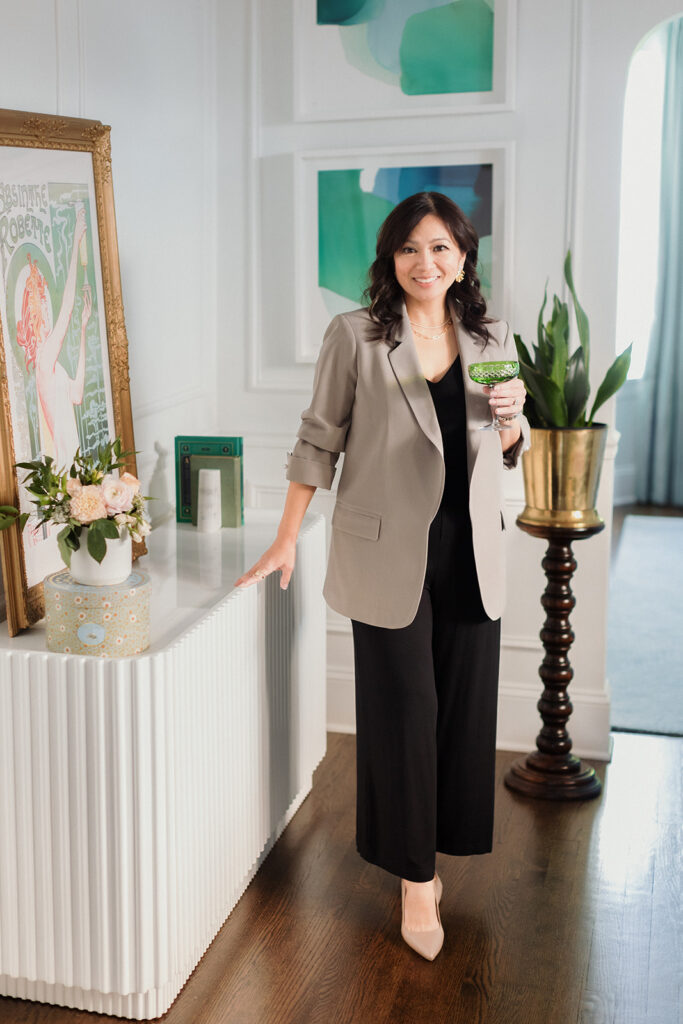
[
  {"left": 400, "top": 877, "right": 444, "bottom": 962},
  {"left": 435, "top": 872, "right": 443, "bottom": 905}
]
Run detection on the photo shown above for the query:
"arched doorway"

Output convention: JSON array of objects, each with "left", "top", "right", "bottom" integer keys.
[{"left": 609, "top": 14, "right": 683, "bottom": 736}]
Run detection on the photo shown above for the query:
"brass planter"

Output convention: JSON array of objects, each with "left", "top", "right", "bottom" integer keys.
[{"left": 518, "top": 425, "right": 608, "bottom": 530}]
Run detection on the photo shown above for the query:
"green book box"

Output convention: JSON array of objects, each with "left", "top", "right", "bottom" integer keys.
[{"left": 174, "top": 436, "right": 244, "bottom": 527}]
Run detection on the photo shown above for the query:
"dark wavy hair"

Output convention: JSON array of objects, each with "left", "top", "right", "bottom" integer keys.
[{"left": 362, "top": 191, "right": 492, "bottom": 346}]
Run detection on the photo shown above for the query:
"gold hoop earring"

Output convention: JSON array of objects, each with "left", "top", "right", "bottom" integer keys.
[{"left": 455, "top": 267, "right": 465, "bottom": 283}]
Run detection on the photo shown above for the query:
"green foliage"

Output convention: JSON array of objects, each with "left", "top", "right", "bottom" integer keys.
[
  {"left": 86, "top": 517, "right": 121, "bottom": 563},
  {"left": 514, "top": 250, "right": 632, "bottom": 428},
  {"left": 69, "top": 437, "right": 132, "bottom": 485},
  {"left": 57, "top": 524, "right": 80, "bottom": 568},
  {"left": 0, "top": 505, "right": 29, "bottom": 532},
  {"left": 14, "top": 438, "right": 151, "bottom": 564}
]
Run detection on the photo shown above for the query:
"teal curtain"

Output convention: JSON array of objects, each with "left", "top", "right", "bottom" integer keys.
[{"left": 636, "top": 16, "right": 683, "bottom": 506}]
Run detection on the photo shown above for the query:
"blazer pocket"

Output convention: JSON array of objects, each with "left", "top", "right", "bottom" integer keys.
[{"left": 332, "top": 499, "right": 381, "bottom": 541}]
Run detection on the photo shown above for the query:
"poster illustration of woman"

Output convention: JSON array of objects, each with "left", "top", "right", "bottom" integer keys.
[
  {"left": 16, "top": 205, "right": 92, "bottom": 470},
  {"left": 0, "top": 151, "right": 116, "bottom": 589}
]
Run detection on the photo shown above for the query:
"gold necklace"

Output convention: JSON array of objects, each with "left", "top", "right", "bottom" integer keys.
[
  {"left": 408, "top": 315, "right": 451, "bottom": 329},
  {"left": 410, "top": 317, "right": 452, "bottom": 342}
]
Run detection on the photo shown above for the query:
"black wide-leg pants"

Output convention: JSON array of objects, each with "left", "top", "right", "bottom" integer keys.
[{"left": 351, "top": 504, "right": 501, "bottom": 883}]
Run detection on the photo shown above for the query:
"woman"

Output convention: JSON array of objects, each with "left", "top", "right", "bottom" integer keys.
[
  {"left": 235, "top": 192, "right": 528, "bottom": 961},
  {"left": 16, "top": 205, "right": 92, "bottom": 469}
]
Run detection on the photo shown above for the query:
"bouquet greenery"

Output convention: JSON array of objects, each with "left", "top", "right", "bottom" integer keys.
[
  {"left": 514, "top": 251, "right": 632, "bottom": 428},
  {"left": 10, "top": 438, "right": 151, "bottom": 567}
]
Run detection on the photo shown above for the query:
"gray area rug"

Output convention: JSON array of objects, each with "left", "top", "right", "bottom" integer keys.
[{"left": 607, "top": 515, "right": 683, "bottom": 736}]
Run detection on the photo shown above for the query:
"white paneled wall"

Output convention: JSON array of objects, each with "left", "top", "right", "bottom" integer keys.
[
  {"left": 0, "top": 0, "right": 219, "bottom": 526},
  {"left": 3, "top": 0, "right": 682, "bottom": 759},
  {"left": 235, "top": 0, "right": 680, "bottom": 759}
]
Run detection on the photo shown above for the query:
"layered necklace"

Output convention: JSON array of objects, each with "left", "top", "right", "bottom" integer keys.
[{"left": 408, "top": 315, "right": 452, "bottom": 342}]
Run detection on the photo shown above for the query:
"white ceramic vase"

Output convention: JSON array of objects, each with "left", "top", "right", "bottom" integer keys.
[{"left": 69, "top": 525, "right": 133, "bottom": 587}]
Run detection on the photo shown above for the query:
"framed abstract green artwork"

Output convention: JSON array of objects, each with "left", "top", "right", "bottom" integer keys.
[
  {"left": 294, "top": 0, "right": 516, "bottom": 120},
  {"left": 295, "top": 143, "right": 514, "bottom": 361}
]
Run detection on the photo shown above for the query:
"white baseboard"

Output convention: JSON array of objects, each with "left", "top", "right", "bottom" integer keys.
[
  {"left": 327, "top": 665, "right": 356, "bottom": 734},
  {"left": 327, "top": 673, "right": 613, "bottom": 762}
]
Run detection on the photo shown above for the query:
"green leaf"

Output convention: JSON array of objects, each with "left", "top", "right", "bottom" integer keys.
[
  {"left": 520, "top": 363, "right": 569, "bottom": 427},
  {"left": 564, "top": 249, "right": 590, "bottom": 376},
  {"left": 588, "top": 343, "right": 633, "bottom": 424},
  {"left": 99, "top": 518, "right": 121, "bottom": 539},
  {"left": 87, "top": 525, "right": 107, "bottom": 563},
  {"left": 520, "top": 390, "right": 543, "bottom": 428},
  {"left": 548, "top": 304, "right": 569, "bottom": 391},
  {"left": 57, "top": 526, "right": 74, "bottom": 567},
  {"left": 514, "top": 333, "right": 535, "bottom": 370},
  {"left": 536, "top": 280, "right": 548, "bottom": 350},
  {"left": 564, "top": 348, "right": 591, "bottom": 426},
  {"left": 536, "top": 337, "right": 551, "bottom": 377},
  {"left": 0, "top": 504, "right": 20, "bottom": 514}
]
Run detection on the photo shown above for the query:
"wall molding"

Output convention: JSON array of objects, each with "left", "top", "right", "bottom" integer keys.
[
  {"left": 563, "top": 0, "right": 583, "bottom": 276},
  {"left": 203, "top": 0, "right": 218, "bottom": 434}
]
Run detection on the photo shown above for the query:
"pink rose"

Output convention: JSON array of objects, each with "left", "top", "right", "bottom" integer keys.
[
  {"left": 101, "top": 474, "right": 135, "bottom": 515},
  {"left": 66, "top": 477, "right": 82, "bottom": 497},
  {"left": 119, "top": 471, "right": 141, "bottom": 494},
  {"left": 69, "top": 485, "right": 107, "bottom": 524}
]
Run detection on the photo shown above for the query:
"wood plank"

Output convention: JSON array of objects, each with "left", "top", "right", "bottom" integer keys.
[{"left": 0, "top": 732, "right": 679, "bottom": 1024}]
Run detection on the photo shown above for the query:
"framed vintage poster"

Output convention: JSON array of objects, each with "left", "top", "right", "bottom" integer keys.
[
  {"left": 295, "top": 142, "right": 514, "bottom": 361},
  {"left": 294, "top": 0, "right": 516, "bottom": 121},
  {"left": 0, "top": 108, "right": 143, "bottom": 636}
]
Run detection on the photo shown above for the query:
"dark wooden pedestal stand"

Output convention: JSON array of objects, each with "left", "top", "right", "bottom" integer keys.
[{"left": 504, "top": 520, "right": 604, "bottom": 801}]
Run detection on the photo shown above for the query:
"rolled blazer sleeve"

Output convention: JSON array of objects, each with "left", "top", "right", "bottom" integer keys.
[
  {"left": 499, "top": 319, "right": 532, "bottom": 470},
  {"left": 285, "top": 313, "right": 358, "bottom": 490}
]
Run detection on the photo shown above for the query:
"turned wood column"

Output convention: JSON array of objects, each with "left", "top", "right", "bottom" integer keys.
[{"left": 504, "top": 521, "right": 604, "bottom": 800}]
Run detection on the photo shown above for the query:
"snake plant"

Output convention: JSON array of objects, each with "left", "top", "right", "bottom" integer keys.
[{"left": 514, "top": 251, "right": 632, "bottom": 428}]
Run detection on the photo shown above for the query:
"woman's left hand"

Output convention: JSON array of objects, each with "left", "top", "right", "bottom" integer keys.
[{"left": 484, "top": 378, "right": 526, "bottom": 424}]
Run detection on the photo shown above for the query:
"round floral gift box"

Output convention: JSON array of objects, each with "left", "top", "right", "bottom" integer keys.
[{"left": 44, "top": 569, "right": 151, "bottom": 657}]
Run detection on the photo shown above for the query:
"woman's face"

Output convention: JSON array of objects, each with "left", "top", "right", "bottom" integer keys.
[{"left": 393, "top": 214, "right": 465, "bottom": 307}]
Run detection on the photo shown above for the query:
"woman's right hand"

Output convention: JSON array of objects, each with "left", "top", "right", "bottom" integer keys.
[{"left": 233, "top": 535, "right": 297, "bottom": 591}]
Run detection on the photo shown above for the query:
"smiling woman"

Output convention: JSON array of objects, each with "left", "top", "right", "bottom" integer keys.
[{"left": 236, "top": 190, "right": 529, "bottom": 962}]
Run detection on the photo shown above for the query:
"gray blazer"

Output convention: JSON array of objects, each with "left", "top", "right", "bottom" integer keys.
[{"left": 286, "top": 297, "right": 530, "bottom": 628}]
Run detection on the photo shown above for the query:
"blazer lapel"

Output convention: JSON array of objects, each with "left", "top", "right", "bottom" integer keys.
[{"left": 387, "top": 299, "right": 444, "bottom": 457}]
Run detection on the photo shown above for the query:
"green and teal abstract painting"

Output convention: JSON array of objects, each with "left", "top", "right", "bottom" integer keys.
[
  {"left": 318, "top": 163, "right": 493, "bottom": 316},
  {"left": 316, "top": 0, "right": 494, "bottom": 95}
]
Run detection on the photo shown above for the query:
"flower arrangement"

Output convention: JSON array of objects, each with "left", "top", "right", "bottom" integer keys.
[{"left": 14, "top": 438, "right": 151, "bottom": 567}]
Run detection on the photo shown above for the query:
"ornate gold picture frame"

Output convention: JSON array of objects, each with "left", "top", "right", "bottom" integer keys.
[{"left": 0, "top": 108, "right": 144, "bottom": 637}]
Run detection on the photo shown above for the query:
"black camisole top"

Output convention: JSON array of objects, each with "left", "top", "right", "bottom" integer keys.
[
  {"left": 425, "top": 355, "right": 469, "bottom": 513},
  {"left": 425, "top": 354, "right": 486, "bottom": 618}
]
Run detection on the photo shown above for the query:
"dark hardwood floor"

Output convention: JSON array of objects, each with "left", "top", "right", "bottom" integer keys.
[{"left": 0, "top": 731, "right": 680, "bottom": 1024}]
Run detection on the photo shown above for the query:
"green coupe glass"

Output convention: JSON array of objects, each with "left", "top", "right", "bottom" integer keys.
[{"left": 468, "top": 360, "right": 520, "bottom": 431}]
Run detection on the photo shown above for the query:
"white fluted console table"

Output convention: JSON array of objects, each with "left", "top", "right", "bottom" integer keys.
[{"left": 0, "top": 510, "right": 327, "bottom": 1019}]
